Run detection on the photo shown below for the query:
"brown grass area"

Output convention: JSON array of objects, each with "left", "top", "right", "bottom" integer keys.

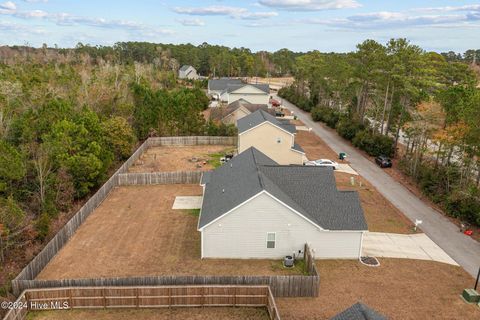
[
  {"left": 37, "top": 185, "right": 301, "bottom": 280},
  {"left": 128, "top": 145, "right": 235, "bottom": 173},
  {"left": 277, "top": 259, "right": 479, "bottom": 320},
  {"left": 27, "top": 307, "right": 269, "bottom": 320},
  {"left": 295, "top": 131, "right": 339, "bottom": 161},
  {"left": 296, "top": 130, "right": 412, "bottom": 233}
]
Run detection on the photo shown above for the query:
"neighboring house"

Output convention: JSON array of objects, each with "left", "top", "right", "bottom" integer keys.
[
  {"left": 237, "top": 109, "right": 305, "bottom": 165},
  {"left": 330, "top": 302, "right": 387, "bottom": 320},
  {"left": 198, "top": 147, "right": 368, "bottom": 259},
  {"left": 220, "top": 83, "right": 270, "bottom": 104},
  {"left": 209, "top": 99, "right": 275, "bottom": 125},
  {"left": 208, "top": 78, "right": 243, "bottom": 100},
  {"left": 178, "top": 65, "right": 199, "bottom": 80}
]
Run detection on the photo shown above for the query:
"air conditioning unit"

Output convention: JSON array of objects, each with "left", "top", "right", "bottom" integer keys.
[{"left": 283, "top": 255, "right": 294, "bottom": 268}]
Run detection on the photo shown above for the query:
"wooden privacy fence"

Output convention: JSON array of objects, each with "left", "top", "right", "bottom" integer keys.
[
  {"left": 12, "top": 271, "right": 319, "bottom": 298},
  {"left": 117, "top": 171, "right": 203, "bottom": 185},
  {"left": 147, "top": 136, "right": 237, "bottom": 146},
  {"left": 2, "top": 286, "right": 280, "bottom": 320},
  {"left": 11, "top": 136, "right": 235, "bottom": 296}
]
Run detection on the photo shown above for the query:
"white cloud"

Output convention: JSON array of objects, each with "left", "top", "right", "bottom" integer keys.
[
  {"left": 177, "top": 18, "right": 205, "bottom": 26},
  {"left": 0, "top": 5, "right": 175, "bottom": 37},
  {"left": 0, "top": 1, "right": 17, "bottom": 12},
  {"left": 305, "top": 5, "right": 480, "bottom": 30},
  {"left": 173, "top": 5, "right": 278, "bottom": 20},
  {"left": 22, "top": 0, "right": 48, "bottom": 3},
  {"left": 258, "top": 0, "right": 360, "bottom": 11}
]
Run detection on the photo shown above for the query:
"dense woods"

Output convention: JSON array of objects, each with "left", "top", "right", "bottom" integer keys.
[
  {"left": 279, "top": 39, "right": 480, "bottom": 227},
  {"left": 0, "top": 43, "right": 240, "bottom": 297}
]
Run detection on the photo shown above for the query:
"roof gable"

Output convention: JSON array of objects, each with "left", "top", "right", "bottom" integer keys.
[{"left": 237, "top": 109, "right": 296, "bottom": 135}]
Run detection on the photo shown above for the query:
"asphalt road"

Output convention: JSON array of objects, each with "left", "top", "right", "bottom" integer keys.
[{"left": 276, "top": 94, "right": 480, "bottom": 278}]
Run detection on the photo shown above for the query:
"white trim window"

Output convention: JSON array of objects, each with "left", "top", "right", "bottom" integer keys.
[{"left": 266, "top": 232, "right": 276, "bottom": 249}]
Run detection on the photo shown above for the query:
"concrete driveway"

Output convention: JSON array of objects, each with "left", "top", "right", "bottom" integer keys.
[
  {"left": 276, "top": 93, "right": 480, "bottom": 277},
  {"left": 363, "top": 232, "right": 459, "bottom": 266}
]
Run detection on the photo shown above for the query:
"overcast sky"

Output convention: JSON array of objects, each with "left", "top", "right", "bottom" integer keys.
[{"left": 0, "top": 0, "right": 479, "bottom": 53}]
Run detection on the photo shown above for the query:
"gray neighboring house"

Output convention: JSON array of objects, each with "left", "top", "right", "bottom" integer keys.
[
  {"left": 208, "top": 78, "right": 243, "bottom": 99},
  {"left": 331, "top": 303, "right": 387, "bottom": 320},
  {"left": 178, "top": 65, "right": 199, "bottom": 80},
  {"left": 198, "top": 147, "right": 368, "bottom": 259}
]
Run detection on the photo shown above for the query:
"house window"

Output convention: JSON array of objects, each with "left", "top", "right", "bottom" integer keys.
[
  {"left": 266, "top": 232, "right": 276, "bottom": 249},
  {"left": 276, "top": 137, "right": 281, "bottom": 143}
]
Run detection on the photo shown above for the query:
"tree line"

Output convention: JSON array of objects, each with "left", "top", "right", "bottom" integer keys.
[
  {"left": 279, "top": 39, "right": 480, "bottom": 227},
  {"left": 0, "top": 45, "right": 234, "bottom": 298}
]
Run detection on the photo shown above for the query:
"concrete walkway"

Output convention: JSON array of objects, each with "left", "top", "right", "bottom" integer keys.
[
  {"left": 363, "top": 232, "right": 459, "bottom": 266},
  {"left": 276, "top": 94, "right": 480, "bottom": 277},
  {"left": 172, "top": 196, "right": 203, "bottom": 209}
]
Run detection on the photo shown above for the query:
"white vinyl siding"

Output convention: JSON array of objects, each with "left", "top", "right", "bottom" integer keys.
[
  {"left": 201, "top": 192, "right": 363, "bottom": 259},
  {"left": 229, "top": 93, "right": 269, "bottom": 105}
]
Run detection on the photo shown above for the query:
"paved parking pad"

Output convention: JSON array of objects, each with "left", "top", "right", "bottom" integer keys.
[
  {"left": 336, "top": 164, "right": 358, "bottom": 175},
  {"left": 362, "top": 232, "right": 459, "bottom": 266},
  {"left": 172, "top": 196, "right": 203, "bottom": 209}
]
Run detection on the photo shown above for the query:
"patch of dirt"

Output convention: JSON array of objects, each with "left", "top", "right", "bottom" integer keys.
[
  {"left": 276, "top": 259, "right": 479, "bottom": 320},
  {"left": 295, "top": 130, "right": 340, "bottom": 161},
  {"left": 37, "top": 185, "right": 302, "bottom": 280},
  {"left": 128, "top": 145, "right": 235, "bottom": 173},
  {"left": 27, "top": 307, "right": 269, "bottom": 320}
]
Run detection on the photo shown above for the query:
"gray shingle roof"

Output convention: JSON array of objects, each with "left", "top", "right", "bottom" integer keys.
[
  {"left": 237, "top": 109, "right": 296, "bottom": 134},
  {"left": 210, "top": 100, "right": 274, "bottom": 121},
  {"left": 208, "top": 78, "right": 244, "bottom": 91},
  {"left": 292, "top": 142, "right": 305, "bottom": 153},
  {"left": 331, "top": 303, "right": 387, "bottom": 320},
  {"left": 179, "top": 65, "right": 192, "bottom": 72},
  {"left": 199, "top": 147, "right": 368, "bottom": 231}
]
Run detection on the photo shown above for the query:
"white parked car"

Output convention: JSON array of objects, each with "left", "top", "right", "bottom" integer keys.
[{"left": 304, "top": 159, "right": 339, "bottom": 170}]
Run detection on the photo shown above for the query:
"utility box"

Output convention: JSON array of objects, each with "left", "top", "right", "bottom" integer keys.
[{"left": 462, "top": 289, "right": 480, "bottom": 303}]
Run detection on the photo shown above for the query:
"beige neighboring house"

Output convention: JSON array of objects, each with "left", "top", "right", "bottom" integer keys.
[
  {"left": 220, "top": 83, "right": 270, "bottom": 104},
  {"left": 178, "top": 65, "right": 199, "bottom": 80},
  {"left": 209, "top": 99, "right": 275, "bottom": 125},
  {"left": 237, "top": 109, "right": 305, "bottom": 165}
]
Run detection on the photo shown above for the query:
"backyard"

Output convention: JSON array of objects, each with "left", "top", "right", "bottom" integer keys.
[
  {"left": 37, "top": 184, "right": 303, "bottom": 280},
  {"left": 26, "top": 308, "right": 269, "bottom": 320},
  {"left": 276, "top": 259, "right": 479, "bottom": 320},
  {"left": 128, "top": 145, "right": 236, "bottom": 173}
]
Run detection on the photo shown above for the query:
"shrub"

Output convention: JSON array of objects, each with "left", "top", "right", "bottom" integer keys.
[
  {"left": 311, "top": 106, "right": 341, "bottom": 128},
  {"left": 352, "top": 130, "right": 394, "bottom": 157},
  {"left": 337, "top": 118, "right": 365, "bottom": 141}
]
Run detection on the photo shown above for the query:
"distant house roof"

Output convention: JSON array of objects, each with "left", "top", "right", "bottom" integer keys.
[
  {"left": 208, "top": 78, "right": 244, "bottom": 91},
  {"left": 209, "top": 100, "right": 274, "bottom": 122},
  {"left": 224, "top": 83, "right": 270, "bottom": 94},
  {"left": 237, "top": 109, "right": 296, "bottom": 134},
  {"left": 331, "top": 303, "right": 387, "bottom": 320},
  {"left": 198, "top": 147, "right": 368, "bottom": 231},
  {"left": 179, "top": 65, "right": 193, "bottom": 72}
]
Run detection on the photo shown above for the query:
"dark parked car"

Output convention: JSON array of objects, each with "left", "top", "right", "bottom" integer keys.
[{"left": 375, "top": 155, "right": 392, "bottom": 168}]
